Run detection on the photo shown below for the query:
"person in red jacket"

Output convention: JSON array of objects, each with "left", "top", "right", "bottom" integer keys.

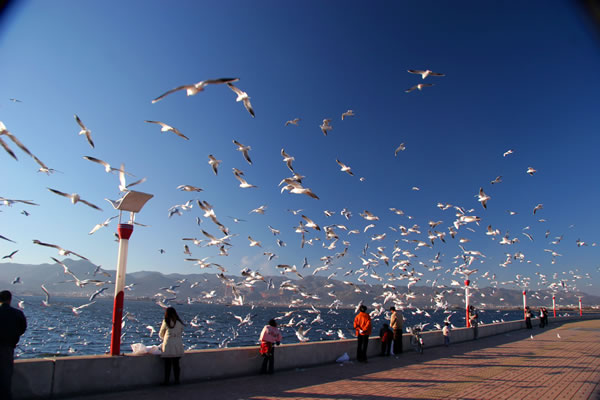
[{"left": 354, "top": 305, "right": 372, "bottom": 362}]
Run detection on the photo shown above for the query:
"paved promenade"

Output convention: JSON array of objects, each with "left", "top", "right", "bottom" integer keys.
[{"left": 69, "top": 319, "right": 600, "bottom": 400}]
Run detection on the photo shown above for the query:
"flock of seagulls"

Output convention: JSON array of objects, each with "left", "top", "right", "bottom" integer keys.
[{"left": 1, "top": 66, "right": 596, "bottom": 353}]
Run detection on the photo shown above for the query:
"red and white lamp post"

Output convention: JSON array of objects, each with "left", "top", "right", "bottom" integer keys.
[
  {"left": 522, "top": 290, "right": 527, "bottom": 319},
  {"left": 578, "top": 297, "right": 583, "bottom": 317},
  {"left": 108, "top": 191, "right": 153, "bottom": 356},
  {"left": 465, "top": 279, "right": 471, "bottom": 328},
  {"left": 552, "top": 294, "right": 556, "bottom": 318}
]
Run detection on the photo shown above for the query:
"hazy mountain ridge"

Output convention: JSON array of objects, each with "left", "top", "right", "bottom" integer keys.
[{"left": 1, "top": 259, "right": 598, "bottom": 308}]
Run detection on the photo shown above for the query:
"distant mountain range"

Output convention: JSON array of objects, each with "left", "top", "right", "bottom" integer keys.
[{"left": 1, "top": 259, "right": 598, "bottom": 309}]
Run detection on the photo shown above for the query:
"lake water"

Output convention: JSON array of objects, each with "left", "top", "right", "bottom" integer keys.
[{"left": 14, "top": 296, "right": 540, "bottom": 359}]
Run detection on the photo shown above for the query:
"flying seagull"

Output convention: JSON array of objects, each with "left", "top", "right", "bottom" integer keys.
[
  {"left": 407, "top": 69, "right": 445, "bottom": 79},
  {"left": 233, "top": 169, "right": 257, "bottom": 188},
  {"left": 151, "top": 78, "right": 239, "bottom": 103},
  {"left": 405, "top": 83, "right": 434, "bottom": 93},
  {"left": 208, "top": 155, "right": 221, "bottom": 175},
  {"left": 82, "top": 156, "right": 133, "bottom": 175},
  {"left": 74, "top": 115, "right": 94, "bottom": 148},
  {"left": 477, "top": 188, "right": 491, "bottom": 209},
  {"left": 394, "top": 143, "right": 405, "bottom": 156},
  {"left": 145, "top": 120, "right": 189, "bottom": 140},
  {"left": 89, "top": 215, "right": 118, "bottom": 235},
  {"left": 47, "top": 188, "right": 102, "bottom": 211},
  {"left": 320, "top": 119, "right": 332, "bottom": 136},
  {"left": 336, "top": 159, "right": 354, "bottom": 176},
  {"left": 233, "top": 140, "right": 252, "bottom": 165},
  {"left": 285, "top": 118, "right": 300, "bottom": 126},
  {"left": 341, "top": 110, "right": 355, "bottom": 120},
  {"left": 32, "top": 240, "right": 89, "bottom": 260},
  {"left": 227, "top": 83, "right": 255, "bottom": 117},
  {"left": 2, "top": 250, "right": 18, "bottom": 259}
]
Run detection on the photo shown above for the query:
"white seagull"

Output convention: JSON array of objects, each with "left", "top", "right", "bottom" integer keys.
[
  {"left": 336, "top": 159, "right": 354, "bottom": 176},
  {"left": 227, "top": 83, "right": 255, "bottom": 117},
  {"left": 177, "top": 185, "right": 203, "bottom": 192},
  {"left": 395, "top": 143, "right": 406, "bottom": 156},
  {"left": 285, "top": 118, "right": 300, "bottom": 126},
  {"left": 491, "top": 176, "right": 502, "bottom": 184},
  {"left": 33, "top": 240, "right": 90, "bottom": 260},
  {"left": 527, "top": 167, "right": 537, "bottom": 175},
  {"left": 477, "top": 188, "right": 491, "bottom": 209},
  {"left": 47, "top": 188, "right": 102, "bottom": 211},
  {"left": 208, "top": 155, "right": 221, "bottom": 175},
  {"left": 41, "top": 284, "right": 51, "bottom": 306},
  {"left": 320, "top": 119, "right": 332, "bottom": 136},
  {"left": 74, "top": 115, "right": 94, "bottom": 148},
  {"left": 407, "top": 69, "right": 445, "bottom": 79},
  {"left": 233, "top": 140, "right": 252, "bottom": 165},
  {"left": 341, "top": 110, "right": 355, "bottom": 120},
  {"left": 89, "top": 215, "right": 118, "bottom": 235},
  {"left": 405, "top": 83, "right": 434, "bottom": 93},
  {"left": 233, "top": 169, "right": 257, "bottom": 188},
  {"left": 281, "top": 149, "right": 295, "bottom": 172},
  {"left": 145, "top": 120, "right": 189, "bottom": 140},
  {"left": 151, "top": 78, "right": 239, "bottom": 103}
]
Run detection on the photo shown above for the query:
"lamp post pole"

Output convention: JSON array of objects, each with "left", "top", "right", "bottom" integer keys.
[
  {"left": 110, "top": 223, "right": 134, "bottom": 355},
  {"left": 465, "top": 279, "right": 471, "bottom": 328},
  {"left": 523, "top": 291, "right": 527, "bottom": 319},
  {"left": 105, "top": 190, "right": 153, "bottom": 357},
  {"left": 579, "top": 297, "right": 583, "bottom": 317},
  {"left": 552, "top": 294, "right": 556, "bottom": 318}
]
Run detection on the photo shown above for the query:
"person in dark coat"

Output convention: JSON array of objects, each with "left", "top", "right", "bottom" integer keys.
[
  {"left": 539, "top": 307, "right": 546, "bottom": 328},
  {"left": 525, "top": 306, "right": 533, "bottom": 329},
  {"left": 389, "top": 306, "right": 403, "bottom": 355},
  {"left": 0, "top": 290, "right": 27, "bottom": 400},
  {"left": 379, "top": 323, "right": 393, "bottom": 356}
]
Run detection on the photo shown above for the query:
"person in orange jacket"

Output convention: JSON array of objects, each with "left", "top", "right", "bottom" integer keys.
[{"left": 354, "top": 305, "right": 372, "bottom": 362}]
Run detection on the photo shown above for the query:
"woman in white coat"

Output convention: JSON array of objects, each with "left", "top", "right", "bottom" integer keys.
[{"left": 159, "top": 307, "right": 184, "bottom": 385}]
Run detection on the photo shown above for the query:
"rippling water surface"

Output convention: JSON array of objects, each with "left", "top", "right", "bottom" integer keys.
[{"left": 15, "top": 296, "right": 533, "bottom": 359}]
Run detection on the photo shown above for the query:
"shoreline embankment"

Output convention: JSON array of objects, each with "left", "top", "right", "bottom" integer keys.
[{"left": 13, "top": 314, "right": 600, "bottom": 399}]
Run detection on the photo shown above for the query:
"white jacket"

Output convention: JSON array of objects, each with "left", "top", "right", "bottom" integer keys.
[{"left": 159, "top": 320, "right": 184, "bottom": 358}]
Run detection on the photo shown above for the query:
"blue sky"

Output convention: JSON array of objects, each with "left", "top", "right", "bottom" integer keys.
[{"left": 1, "top": 1, "right": 599, "bottom": 297}]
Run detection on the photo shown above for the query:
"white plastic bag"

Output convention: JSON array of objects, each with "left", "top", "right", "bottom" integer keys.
[
  {"left": 131, "top": 343, "right": 147, "bottom": 355},
  {"left": 336, "top": 352, "right": 350, "bottom": 363},
  {"left": 147, "top": 345, "right": 162, "bottom": 355}
]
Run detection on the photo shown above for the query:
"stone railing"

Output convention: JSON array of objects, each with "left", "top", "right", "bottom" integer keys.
[{"left": 13, "top": 314, "right": 598, "bottom": 399}]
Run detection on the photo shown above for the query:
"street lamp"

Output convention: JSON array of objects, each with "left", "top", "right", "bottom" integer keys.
[
  {"left": 523, "top": 290, "right": 527, "bottom": 319},
  {"left": 552, "top": 293, "right": 556, "bottom": 318},
  {"left": 465, "top": 279, "right": 471, "bottom": 328},
  {"left": 107, "top": 190, "right": 153, "bottom": 356},
  {"left": 578, "top": 296, "right": 583, "bottom": 317}
]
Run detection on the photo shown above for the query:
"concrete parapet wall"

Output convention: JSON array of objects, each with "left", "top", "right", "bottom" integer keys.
[{"left": 13, "top": 314, "right": 597, "bottom": 399}]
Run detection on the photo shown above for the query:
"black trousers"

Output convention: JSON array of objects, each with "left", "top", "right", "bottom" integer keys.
[
  {"left": 261, "top": 347, "right": 275, "bottom": 374},
  {"left": 0, "top": 346, "right": 14, "bottom": 400},
  {"left": 393, "top": 329, "right": 403, "bottom": 354},
  {"left": 526, "top": 317, "right": 532, "bottom": 329},
  {"left": 163, "top": 357, "right": 181, "bottom": 384},
  {"left": 357, "top": 334, "right": 369, "bottom": 361},
  {"left": 381, "top": 340, "right": 391, "bottom": 356}
]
